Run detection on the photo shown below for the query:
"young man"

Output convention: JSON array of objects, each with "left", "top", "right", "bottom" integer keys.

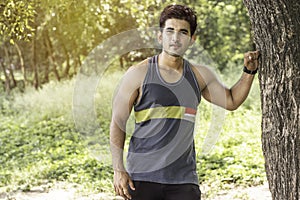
[{"left": 110, "top": 4, "right": 259, "bottom": 200}]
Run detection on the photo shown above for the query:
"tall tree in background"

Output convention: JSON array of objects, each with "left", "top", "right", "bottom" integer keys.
[
  {"left": 244, "top": 0, "right": 300, "bottom": 199},
  {"left": 0, "top": 0, "right": 35, "bottom": 92}
]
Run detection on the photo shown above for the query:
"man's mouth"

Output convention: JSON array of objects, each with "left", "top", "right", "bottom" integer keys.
[{"left": 170, "top": 44, "right": 182, "bottom": 48}]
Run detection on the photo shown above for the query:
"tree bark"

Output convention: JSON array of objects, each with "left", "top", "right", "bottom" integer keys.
[
  {"left": 44, "top": 30, "right": 60, "bottom": 82},
  {"left": 14, "top": 42, "right": 26, "bottom": 85},
  {"left": 244, "top": 0, "right": 300, "bottom": 199},
  {"left": 4, "top": 46, "right": 17, "bottom": 89},
  {"left": 0, "top": 59, "right": 10, "bottom": 95},
  {"left": 62, "top": 42, "right": 71, "bottom": 78},
  {"left": 43, "top": 35, "right": 50, "bottom": 83},
  {"left": 32, "top": 30, "right": 39, "bottom": 90},
  {"left": 74, "top": 54, "right": 81, "bottom": 74}
]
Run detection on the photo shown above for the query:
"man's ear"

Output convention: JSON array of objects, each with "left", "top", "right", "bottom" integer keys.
[
  {"left": 157, "top": 31, "right": 163, "bottom": 45},
  {"left": 189, "top": 34, "right": 196, "bottom": 46}
]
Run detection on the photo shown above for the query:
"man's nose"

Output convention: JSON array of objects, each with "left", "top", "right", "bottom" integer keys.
[{"left": 172, "top": 32, "right": 180, "bottom": 42}]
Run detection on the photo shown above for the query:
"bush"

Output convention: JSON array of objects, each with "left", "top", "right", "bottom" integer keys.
[{"left": 0, "top": 78, "right": 115, "bottom": 193}]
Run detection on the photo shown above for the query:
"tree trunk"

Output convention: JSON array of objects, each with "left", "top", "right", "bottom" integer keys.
[
  {"left": 44, "top": 30, "right": 60, "bottom": 82},
  {"left": 62, "top": 43, "right": 71, "bottom": 78},
  {"left": 119, "top": 56, "right": 124, "bottom": 69},
  {"left": 0, "top": 59, "right": 10, "bottom": 95},
  {"left": 32, "top": 30, "right": 39, "bottom": 90},
  {"left": 4, "top": 46, "right": 17, "bottom": 89},
  {"left": 14, "top": 42, "right": 26, "bottom": 85},
  {"left": 74, "top": 54, "right": 81, "bottom": 74},
  {"left": 43, "top": 35, "right": 50, "bottom": 83},
  {"left": 244, "top": 0, "right": 300, "bottom": 199}
]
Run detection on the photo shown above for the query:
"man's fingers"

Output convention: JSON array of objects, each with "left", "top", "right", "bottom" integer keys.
[
  {"left": 250, "top": 51, "right": 260, "bottom": 60},
  {"left": 245, "top": 50, "right": 260, "bottom": 61},
  {"left": 252, "top": 51, "right": 260, "bottom": 60},
  {"left": 113, "top": 172, "right": 133, "bottom": 199},
  {"left": 115, "top": 184, "right": 132, "bottom": 200},
  {"left": 114, "top": 185, "right": 124, "bottom": 198},
  {"left": 115, "top": 186, "right": 121, "bottom": 196},
  {"left": 119, "top": 188, "right": 127, "bottom": 200},
  {"left": 123, "top": 187, "right": 132, "bottom": 200},
  {"left": 129, "top": 179, "right": 135, "bottom": 191}
]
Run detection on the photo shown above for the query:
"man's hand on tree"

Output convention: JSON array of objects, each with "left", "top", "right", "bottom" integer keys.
[{"left": 244, "top": 50, "right": 260, "bottom": 72}]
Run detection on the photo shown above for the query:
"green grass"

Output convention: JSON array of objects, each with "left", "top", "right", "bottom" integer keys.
[
  {"left": 195, "top": 103, "right": 265, "bottom": 189},
  {"left": 0, "top": 78, "right": 115, "bottom": 194},
  {"left": 0, "top": 67, "right": 266, "bottom": 197}
]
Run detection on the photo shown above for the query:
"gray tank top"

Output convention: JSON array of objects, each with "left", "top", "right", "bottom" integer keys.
[{"left": 127, "top": 55, "right": 201, "bottom": 185}]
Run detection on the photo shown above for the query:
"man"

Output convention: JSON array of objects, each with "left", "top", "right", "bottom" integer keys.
[{"left": 110, "top": 4, "right": 259, "bottom": 200}]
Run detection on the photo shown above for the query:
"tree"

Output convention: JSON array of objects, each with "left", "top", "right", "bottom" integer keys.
[
  {"left": 0, "top": 0, "right": 35, "bottom": 92},
  {"left": 0, "top": 0, "right": 35, "bottom": 43},
  {"left": 243, "top": 0, "right": 300, "bottom": 199}
]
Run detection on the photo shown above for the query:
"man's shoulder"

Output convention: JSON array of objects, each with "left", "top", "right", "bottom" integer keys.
[
  {"left": 189, "top": 62, "right": 209, "bottom": 72},
  {"left": 122, "top": 58, "right": 150, "bottom": 85},
  {"left": 189, "top": 62, "right": 213, "bottom": 77},
  {"left": 126, "top": 58, "right": 150, "bottom": 75},
  {"left": 131, "top": 58, "right": 149, "bottom": 70},
  {"left": 188, "top": 62, "right": 217, "bottom": 89}
]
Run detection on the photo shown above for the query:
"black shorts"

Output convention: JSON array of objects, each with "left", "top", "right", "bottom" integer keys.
[{"left": 128, "top": 181, "right": 201, "bottom": 200}]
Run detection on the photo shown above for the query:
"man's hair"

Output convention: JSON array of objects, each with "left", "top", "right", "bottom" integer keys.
[{"left": 159, "top": 4, "right": 197, "bottom": 36}]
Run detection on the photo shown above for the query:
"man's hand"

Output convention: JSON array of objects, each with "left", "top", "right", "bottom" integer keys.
[
  {"left": 244, "top": 50, "right": 260, "bottom": 71},
  {"left": 113, "top": 170, "right": 135, "bottom": 200}
]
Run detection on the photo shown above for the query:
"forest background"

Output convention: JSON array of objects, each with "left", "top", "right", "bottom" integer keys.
[{"left": 0, "top": 0, "right": 266, "bottom": 199}]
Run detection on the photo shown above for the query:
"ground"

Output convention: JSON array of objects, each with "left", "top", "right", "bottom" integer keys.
[{"left": 0, "top": 182, "right": 271, "bottom": 200}]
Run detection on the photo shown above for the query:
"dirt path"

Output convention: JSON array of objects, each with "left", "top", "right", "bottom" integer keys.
[
  {"left": 1, "top": 182, "right": 271, "bottom": 200},
  {"left": 200, "top": 183, "right": 272, "bottom": 200}
]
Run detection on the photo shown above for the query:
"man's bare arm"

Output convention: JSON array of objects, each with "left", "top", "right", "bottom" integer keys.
[
  {"left": 195, "top": 51, "right": 259, "bottom": 110},
  {"left": 110, "top": 90, "right": 136, "bottom": 199},
  {"left": 110, "top": 61, "right": 148, "bottom": 199}
]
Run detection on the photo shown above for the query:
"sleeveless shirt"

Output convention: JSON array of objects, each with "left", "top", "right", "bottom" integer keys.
[{"left": 127, "top": 55, "right": 201, "bottom": 185}]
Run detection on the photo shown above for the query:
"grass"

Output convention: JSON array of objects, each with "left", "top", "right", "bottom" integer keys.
[
  {"left": 0, "top": 65, "right": 266, "bottom": 198},
  {"left": 0, "top": 78, "right": 115, "bottom": 195}
]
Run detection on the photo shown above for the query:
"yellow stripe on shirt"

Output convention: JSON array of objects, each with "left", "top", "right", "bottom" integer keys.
[{"left": 135, "top": 106, "right": 196, "bottom": 123}]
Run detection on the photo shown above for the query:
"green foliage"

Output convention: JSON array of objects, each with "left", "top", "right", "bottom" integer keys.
[
  {"left": 12, "top": 80, "right": 74, "bottom": 122},
  {"left": 0, "top": 78, "right": 115, "bottom": 194},
  {"left": 0, "top": 0, "right": 36, "bottom": 43},
  {"left": 0, "top": 114, "right": 113, "bottom": 191},
  {"left": 195, "top": 0, "right": 252, "bottom": 71},
  {"left": 194, "top": 98, "right": 265, "bottom": 198},
  {"left": 0, "top": 0, "right": 253, "bottom": 92}
]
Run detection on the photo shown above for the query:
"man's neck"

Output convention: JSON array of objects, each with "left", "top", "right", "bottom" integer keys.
[{"left": 158, "top": 51, "right": 184, "bottom": 71}]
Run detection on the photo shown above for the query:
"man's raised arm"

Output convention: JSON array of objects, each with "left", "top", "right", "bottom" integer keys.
[{"left": 197, "top": 51, "right": 260, "bottom": 110}]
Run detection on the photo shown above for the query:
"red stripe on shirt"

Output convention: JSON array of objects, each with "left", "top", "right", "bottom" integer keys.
[{"left": 185, "top": 107, "right": 197, "bottom": 115}]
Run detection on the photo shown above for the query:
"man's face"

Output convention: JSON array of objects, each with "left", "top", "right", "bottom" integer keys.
[{"left": 158, "top": 18, "right": 195, "bottom": 57}]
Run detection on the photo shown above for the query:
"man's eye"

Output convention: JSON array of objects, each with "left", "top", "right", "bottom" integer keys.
[{"left": 180, "top": 31, "right": 188, "bottom": 35}]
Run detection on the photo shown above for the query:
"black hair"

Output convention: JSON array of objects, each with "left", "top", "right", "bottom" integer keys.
[{"left": 159, "top": 4, "right": 197, "bottom": 36}]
